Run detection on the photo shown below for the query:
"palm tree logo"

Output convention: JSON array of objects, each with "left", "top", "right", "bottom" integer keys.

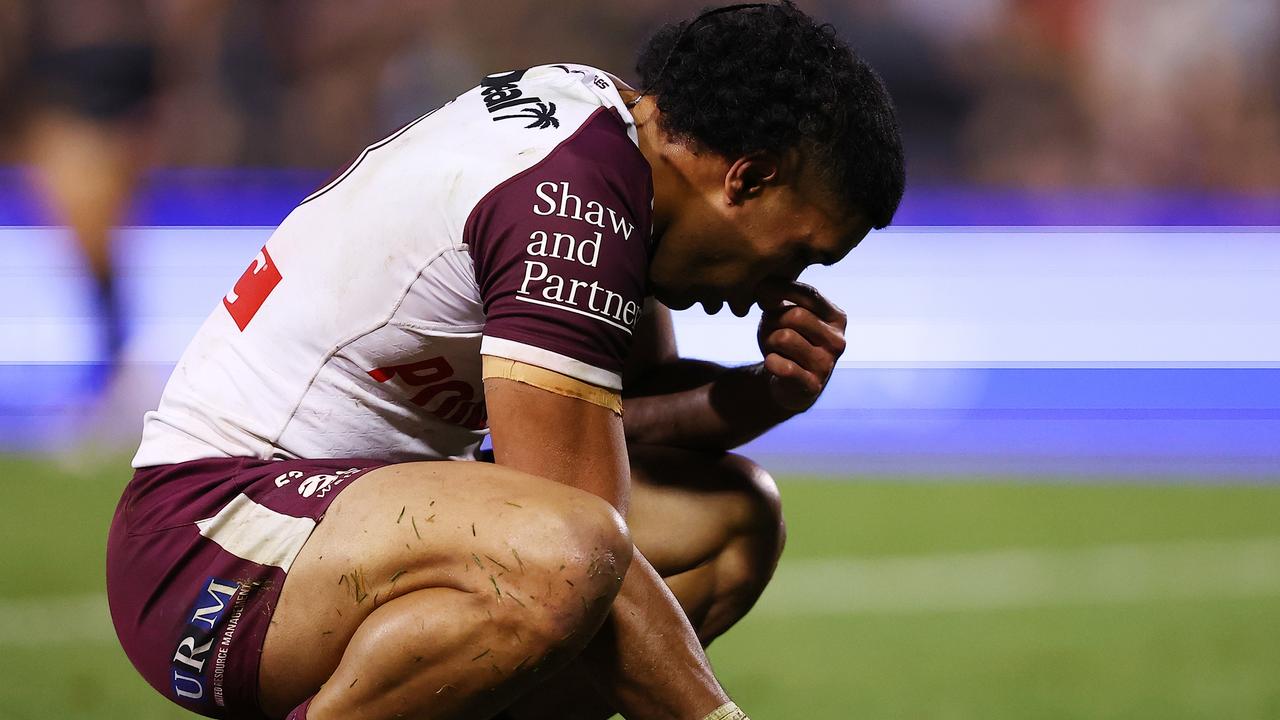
[{"left": 495, "top": 101, "right": 559, "bottom": 130}]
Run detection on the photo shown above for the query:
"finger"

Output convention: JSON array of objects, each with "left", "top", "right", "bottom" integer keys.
[
  {"left": 770, "top": 305, "right": 847, "bottom": 357},
  {"left": 757, "top": 308, "right": 846, "bottom": 369},
  {"left": 763, "top": 352, "right": 824, "bottom": 399},
  {"left": 758, "top": 281, "right": 847, "bottom": 329},
  {"left": 761, "top": 327, "right": 836, "bottom": 379}
]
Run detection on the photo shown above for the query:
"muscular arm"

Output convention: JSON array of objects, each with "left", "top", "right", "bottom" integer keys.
[
  {"left": 485, "top": 376, "right": 730, "bottom": 720},
  {"left": 623, "top": 356, "right": 797, "bottom": 451},
  {"left": 621, "top": 302, "right": 778, "bottom": 451}
]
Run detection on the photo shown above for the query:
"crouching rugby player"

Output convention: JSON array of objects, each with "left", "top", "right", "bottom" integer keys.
[{"left": 106, "top": 3, "right": 904, "bottom": 719}]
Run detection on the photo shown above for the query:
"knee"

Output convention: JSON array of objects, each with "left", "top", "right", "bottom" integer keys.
[
  {"left": 555, "top": 490, "right": 635, "bottom": 596},
  {"left": 717, "top": 453, "right": 786, "bottom": 564},
  {"left": 630, "top": 446, "right": 786, "bottom": 577},
  {"left": 670, "top": 452, "right": 785, "bottom": 645},
  {"left": 503, "top": 490, "right": 632, "bottom": 650}
]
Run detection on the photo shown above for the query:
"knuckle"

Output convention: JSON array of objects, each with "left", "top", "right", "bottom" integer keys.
[
  {"left": 777, "top": 328, "right": 802, "bottom": 346},
  {"left": 783, "top": 306, "right": 809, "bottom": 324}
]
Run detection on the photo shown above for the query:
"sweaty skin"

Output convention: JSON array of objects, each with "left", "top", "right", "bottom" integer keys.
[
  {"left": 622, "top": 90, "right": 871, "bottom": 325},
  {"left": 499, "top": 446, "right": 784, "bottom": 720},
  {"left": 484, "top": 376, "right": 732, "bottom": 720},
  {"left": 260, "top": 462, "right": 633, "bottom": 719},
  {"left": 622, "top": 292, "right": 848, "bottom": 452},
  {"left": 258, "top": 81, "right": 856, "bottom": 720}
]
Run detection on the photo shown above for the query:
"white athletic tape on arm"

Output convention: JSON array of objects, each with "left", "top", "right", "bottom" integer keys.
[{"left": 701, "top": 702, "right": 749, "bottom": 720}]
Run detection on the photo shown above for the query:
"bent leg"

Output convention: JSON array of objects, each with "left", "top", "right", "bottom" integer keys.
[
  {"left": 258, "top": 461, "right": 633, "bottom": 720},
  {"left": 626, "top": 446, "right": 785, "bottom": 643},
  {"left": 501, "top": 446, "right": 786, "bottom": 720}
]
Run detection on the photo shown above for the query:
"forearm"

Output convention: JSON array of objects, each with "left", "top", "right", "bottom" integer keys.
[
  {"left": 580, "top": 547, "right": 728, "bottom": 720},
  {"left": 623, "top": 359, "right": 796, "bottom": 450}
]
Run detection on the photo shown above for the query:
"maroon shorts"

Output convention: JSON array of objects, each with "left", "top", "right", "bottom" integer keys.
[{"left": 106, "top": 457, "right": 387, "bottom": 719}]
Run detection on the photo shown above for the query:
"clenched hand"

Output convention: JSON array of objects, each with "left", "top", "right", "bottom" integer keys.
[{"left": 756, "top": 280, "right": 847, "bottom": 412}]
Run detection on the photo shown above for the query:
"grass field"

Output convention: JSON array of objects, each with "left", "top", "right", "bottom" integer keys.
[{"left": 2, "top": 454, "right": 1278, "bottom": 719}]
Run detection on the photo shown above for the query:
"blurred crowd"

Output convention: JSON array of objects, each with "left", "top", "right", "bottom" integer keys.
[
  {"left": 3, "top": 0, "right": 1278, "bottom": 189},
  {"left": 0, "top": 0, "right": 1276, "bottom": 423}
]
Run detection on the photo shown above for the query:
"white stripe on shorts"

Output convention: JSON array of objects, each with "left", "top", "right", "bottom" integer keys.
[{"left": 195, "top": 493, "right": 315, "bottom": 571}]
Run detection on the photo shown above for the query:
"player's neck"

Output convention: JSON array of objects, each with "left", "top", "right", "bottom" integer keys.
[{"left": 623, "top": 92, "right": 695, "bottom": 247}]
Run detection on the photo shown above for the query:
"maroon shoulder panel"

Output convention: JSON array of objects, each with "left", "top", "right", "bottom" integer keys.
[{"left": 466, "top": 108, "right": 654, "bottom": 379}]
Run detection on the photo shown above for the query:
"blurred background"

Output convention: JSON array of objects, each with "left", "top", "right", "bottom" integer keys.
[{"left": 1, "top": 1, "right": 1278, "bottom": 718}]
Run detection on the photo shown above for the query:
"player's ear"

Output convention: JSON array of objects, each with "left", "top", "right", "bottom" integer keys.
[{"left": 724, "top": 152, "right": 780, "bottom": 206}]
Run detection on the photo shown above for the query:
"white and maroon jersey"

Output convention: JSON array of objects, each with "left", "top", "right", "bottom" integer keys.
[{"left": 133, "top": 64, "right": 653, "bottom": 467}]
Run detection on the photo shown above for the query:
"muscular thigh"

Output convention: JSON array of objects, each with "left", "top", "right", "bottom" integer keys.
[
  {"left": 491, "top": 447, "right": 785, "bottom": 720},
  {"left": 624, "top": 445, "right": 782, "bottom": 578},
  {"left": 259, "top": 460, "right": 610, "bottom": 716}
]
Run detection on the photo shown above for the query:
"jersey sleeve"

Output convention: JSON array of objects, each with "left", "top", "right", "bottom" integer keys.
[{"left": 467, "top": 108, "right": 653, "bottom": 391}]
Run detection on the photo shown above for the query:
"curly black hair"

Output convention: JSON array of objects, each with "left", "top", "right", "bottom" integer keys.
[{"left": 636, "top": 2, "right": 905, "bottom": 229}]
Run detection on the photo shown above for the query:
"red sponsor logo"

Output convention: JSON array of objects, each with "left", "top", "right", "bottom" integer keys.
[
  {"left": 369, "top": 356, "right": 488, "bottom": 430},
  {"left": 223, "top": 247, "right": 282, "bottom": 331}
]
